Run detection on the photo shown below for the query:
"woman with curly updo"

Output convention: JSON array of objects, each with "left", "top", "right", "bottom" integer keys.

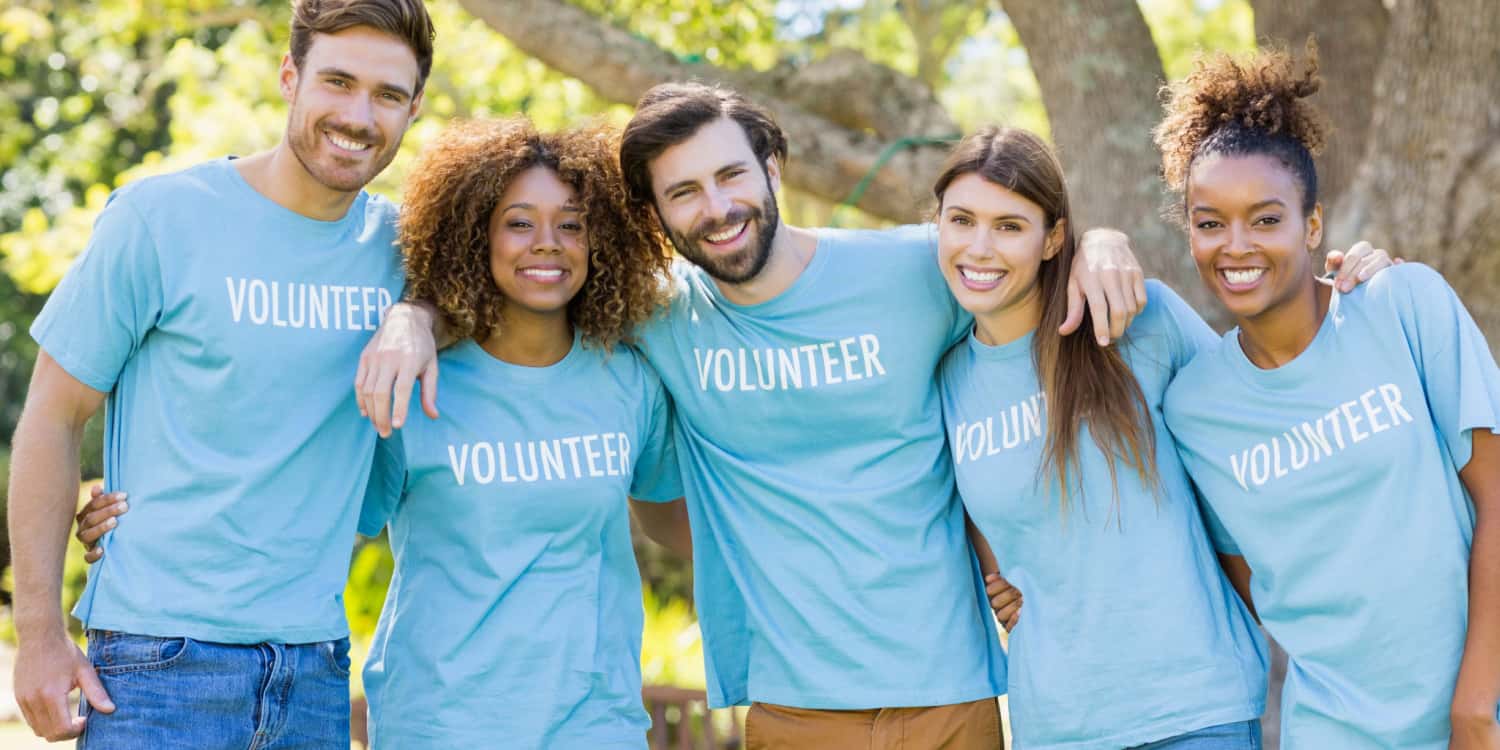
[
  {"left": 356, "top": 117, "right": 683, "bottom": 748},
  {"left": 1158, "top": 44, "right": 1500, "bottom": 748}
]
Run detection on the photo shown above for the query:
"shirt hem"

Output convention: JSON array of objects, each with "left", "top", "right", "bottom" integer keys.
[
  {"left": 742, "top": 681, "right": 1002, "bottom": 711},
  {"left": 1017, "top": 702, "right": 1263, "bottom": 750},
  {"left": 76, "top": 613, "right": 348, "bottom": 645}
]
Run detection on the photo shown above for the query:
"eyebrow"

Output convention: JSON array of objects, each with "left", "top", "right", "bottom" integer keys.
[
  {"left": 316, "top": 66, "right": 414, "bottom": 100},
  {"left": 944, "top": 205, "right": 1032, "bottom": 223},
  {"left": 501, "top": 202, "right": 582, "bottom": 213},
  {"left": 661, "top": 161, "right": 750, "bottom": 197},
  {"left": 1191, "top": 198, "right": 1287, "bottom": 214}
]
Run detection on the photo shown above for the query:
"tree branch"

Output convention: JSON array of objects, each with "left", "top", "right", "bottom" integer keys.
[{"left": 455, "top": 0, "right": 957, "bottom": 221}]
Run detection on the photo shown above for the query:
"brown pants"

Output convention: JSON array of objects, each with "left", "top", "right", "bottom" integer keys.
[{"left": 745, "top": 697, "right": 1003, "bottom": 750}]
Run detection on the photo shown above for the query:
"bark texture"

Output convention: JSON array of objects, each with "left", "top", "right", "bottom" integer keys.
[
  {"left": 1002, "top": 0, "right": 1220, "bottom": 319},
  {"left": 456, "top": 0, "right": 958, "bottom": 221},
  {"left": 1334, "top": 0, "right": 1500, "bottom": 332}
]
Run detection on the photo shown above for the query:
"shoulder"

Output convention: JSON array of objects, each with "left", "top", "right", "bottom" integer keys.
[
  {"left": 1161, "top": 331, "right": 1233, "bottom": 412},
  {"left": 112, "top": 159, "right": 236, "bottom": 214},
  {"left": 820, "top": 223, "right": 935, "bottom": 253}
]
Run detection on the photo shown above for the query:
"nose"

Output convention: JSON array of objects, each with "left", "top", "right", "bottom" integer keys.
[
  {"left": 532, "top": 222, "right": 562, "bottom": 254},
  {"left": 1226, "top": 222, "right": 1252, "bottom": 256},
  {"left": 703, "top": 186, "right": 732, "bottom": 223},
  {"left": 966, "top": 226, "right": 993, "bottom": 258},
  {"left": 340, "top": 93, "right": 377, "bottom": 133}
]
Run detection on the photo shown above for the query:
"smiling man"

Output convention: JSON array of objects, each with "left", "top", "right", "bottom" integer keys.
[
  {"left": 6, "top": 1, "right": 432, "bottom": 746},
  {"left": 356, "top": 82, "right": 1155, "bottom": 749}
]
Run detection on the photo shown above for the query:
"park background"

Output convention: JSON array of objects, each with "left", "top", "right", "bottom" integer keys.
[{"left": 0, "top": 0, "right": 1496, "bottom": 747}]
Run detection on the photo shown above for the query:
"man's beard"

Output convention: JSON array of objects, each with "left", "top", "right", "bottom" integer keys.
[
  {"left": 665, "top": 188, "right": 779, "bottom": 285},
  {"left": 286, "top": 109, "right": 393, "bottom": 194}
]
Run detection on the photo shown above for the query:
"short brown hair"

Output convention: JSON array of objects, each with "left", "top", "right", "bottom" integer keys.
[
  {"left": 619, "top": 82, "right": 788, "bottom": 209},
  {"left": 289, "top": 0, "right": 435, "bottom": 93},
  {"left": 399, "top": 117, "right": 670, "bottom": 348}
]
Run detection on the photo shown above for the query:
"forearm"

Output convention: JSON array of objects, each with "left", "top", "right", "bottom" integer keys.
[
  {"left": 1218, "top": 554, "right": 1259, "bottom": 622},
  {"left": 966, "top": 513, "right": 1000, "bottom": 576},
  {"left": 1454, "top": 510, "right": 1500, "bottom": 716},
  {"left": 630, "top": 498, "right": 692, "bottom": 559},
  {"left": 8, "top": 414, "right": 87, "bottom": 642}
]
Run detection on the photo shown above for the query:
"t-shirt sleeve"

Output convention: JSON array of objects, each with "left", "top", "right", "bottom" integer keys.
[
  {"left": 1402, "top": 265, "right": 1500, "bottom": 470},
  {"left": 629, "top": 373, "right": 684, "bottom": 503},
  {"left": 30, "top": 191, "right": 165, "bottom": 392},
  {"left": 1191, "top": 482, "right": 1242, "bottom": 556},
  {"left": 1150, "top": 280, "right": 1219, "bottom": 372},
  {"left": 358, "top": 430, "right": 408, "bottom": 536}
]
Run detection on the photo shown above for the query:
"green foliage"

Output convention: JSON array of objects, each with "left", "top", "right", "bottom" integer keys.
[
  {"left": 1142, "top": 0, "right": 1256, "bottom": 79},
  {"left": 640, "top": 584, "right": 705, "bottom": 690}
]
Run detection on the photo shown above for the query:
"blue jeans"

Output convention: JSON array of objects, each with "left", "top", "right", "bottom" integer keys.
[
  {"left": 78, "top": 630, "right": 351, "bottom": 750},
  {"left": 1132, "top": 719, "right": 1263, "bottom": 749}
]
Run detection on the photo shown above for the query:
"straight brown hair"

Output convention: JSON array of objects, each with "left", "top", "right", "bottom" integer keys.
[
  {"left": 289, "top": 0, "right": 436, "bottom": 93},
  {"left": 934, "top": 126, "right": 1158, "bottom": 518}
]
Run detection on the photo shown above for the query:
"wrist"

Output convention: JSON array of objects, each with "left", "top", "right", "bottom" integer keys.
[
  {"left": 1452, "top": 691, "right": 1500, "bottom": 724},
  {"left": 14, "top": 616, "right": 71, "bottom": 648}
]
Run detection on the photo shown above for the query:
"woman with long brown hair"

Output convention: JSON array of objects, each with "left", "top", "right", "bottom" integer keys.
[{"left": 933, "top": 126, "right": 1270, "bottom": 749}]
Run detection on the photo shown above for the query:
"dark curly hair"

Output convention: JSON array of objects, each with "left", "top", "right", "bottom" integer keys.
[
  {"left": 399, "top": 117, "right": 671, "bottom": 348},
  {"left": 1154, "top": 39, "right": 1328, "bottom": 218}
]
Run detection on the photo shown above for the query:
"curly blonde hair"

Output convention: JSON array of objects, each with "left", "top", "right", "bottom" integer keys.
[
  {"left": 399, "top": 117, "right": 670, "bottom": 348},
  {"left": 1154, "top": 39, "right": 1327, "bottom": 213}
]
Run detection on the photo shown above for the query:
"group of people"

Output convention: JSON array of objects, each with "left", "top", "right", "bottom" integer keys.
[{"left": 8, "top": 0, "right": 1498, "bottom": 748}]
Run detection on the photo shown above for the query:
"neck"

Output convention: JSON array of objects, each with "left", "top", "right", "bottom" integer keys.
[
  {"left": 479, "top": 309, "right": 574, "bottom": 367},
  {"left": 713, "top": 223, "right": 818, "bottom": 306},
  {"left": 972, "top": 286, "right": 1044, "bottom": 347},
  {"left": 234, "top": 142, "right": 361, "bottom": 222},
  {"left": 1236, "top": 278, "right": 1331, "bottom": 369}
]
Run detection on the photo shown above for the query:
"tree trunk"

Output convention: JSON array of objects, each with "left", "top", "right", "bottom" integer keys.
[
  {"left": 1001, "top": 0, "right": 1222, "bottom": 324},
  {"left": 1251, "top": 0, "right": 1389, "bottom": 219},
  {"left": 1334, "top": 0, "right": 1500, "bottom": 335},
  {"left": 455, "top": 0, "right": 958, "bottom": 222}
]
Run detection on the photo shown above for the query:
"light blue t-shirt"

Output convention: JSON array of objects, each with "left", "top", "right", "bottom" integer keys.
[
  {"left": 633, "top": 225, "right": 1007, "bottom": 709},
  {"left": 32, "top": 157, "right": 403, "bottom": 643},
  {"left": 358, "top": 336, "right": 682, "bottom": 749},
  {"left": 1164, "top": 264, "right": 1500, "bottom": 748},
  {"left": 938, "top": 281, "right": 1267, "bottom": 749}
]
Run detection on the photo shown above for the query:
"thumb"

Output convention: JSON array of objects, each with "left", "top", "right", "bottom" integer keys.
[
  {"left": 77, "top": 664, "right": 114, "bottom": 713},
  {"left": 1058, "top": 276, "right": 1085, "bottom": 335},
  {"left": 419, "top": 360, "right": 441, "bottom": 420}
]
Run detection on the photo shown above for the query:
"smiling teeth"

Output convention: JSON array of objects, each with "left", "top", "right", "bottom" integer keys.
[
  {"left": 1223, "top": 268, "right": 1265, "bottom": 284},
  {"left": 328, "top": 133, "right": 371, "bottom": 152},
  {"left": 521, "top": 268, "right": 564, "bottom": 280},
  {"left": 961, "top": 268, "right": 1003, "bottom": 283},
  {"left": 706, "top": 223, "right": 746, "bottom": 243}
]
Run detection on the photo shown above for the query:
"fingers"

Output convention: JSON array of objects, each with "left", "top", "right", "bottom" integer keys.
[
  {"left": 390, "top": 368, "right": 416, "bottom": 432},
  {"left": 1323, "top": 249, "right": 1345, "bottom": 276},
  {"left": 1105, "top": 268, "right": 1138, "bottom": 341},
  {"left": 1005, "top": 611, "right": 1020, "bottom": 632},
  {"left": 40, "top": 688, "right": 80, "bottom": 742},
  {"left": 1333, "top": 241, "right": 1372, "bottom": 292},
  {"left": 354, "top": 347, "right": 373, "bottom": 419},
  {"left": 1083, "top": 274, "right": 1113, "bottom": 346},
  {"left": 75, "top": 486, "right": 111, "bottom": 525},
  {"left": 419, "top": 360, "right": 441, "bottom": 420},
  {"left": 984, "top": 572, "right": 1023, "bottom": 631},
  {"left": 76, "top": 494, "right": 127, "bottom": 547},
  {"left": 77, "top": 663, "right": 114, "bottom": 714},
  {"left": 369, "top": 357, "right": 397, "bottom": 438},
  {"left": 1134, "top": 273, "right": 1148, "bottom": 312},
  {"left": 1058, "top": 276, "right": 1086, "bottom": 336}
]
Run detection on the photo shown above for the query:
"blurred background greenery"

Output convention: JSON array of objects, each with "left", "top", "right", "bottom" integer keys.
[{"left": 3, "top": 1, "right": 1496, "bottom": 746}]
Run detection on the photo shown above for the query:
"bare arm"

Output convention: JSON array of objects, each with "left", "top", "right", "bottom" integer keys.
[
  {"left": 967, "top": 513, "right": 1021, "bottom": 631},
  {"left": 1217, "top": 553, "right": 1258, "bottom": 623},
  {"left": 629, "top": 498, "right": 692, "bottom": 559},
  {"left": 1452, "top": 429, "right": 1500, "bottom": 747},
  {"left": 10, "top": 351, "right": 115, "bottom": 741}
]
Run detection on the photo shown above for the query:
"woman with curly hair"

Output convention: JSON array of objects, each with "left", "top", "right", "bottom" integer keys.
[
  {"left": 354, "top": 116, "right": 682, "bottom": 748},
  {"left": 1158, "top": 43, "right": 1500, "bottom": 748}
]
